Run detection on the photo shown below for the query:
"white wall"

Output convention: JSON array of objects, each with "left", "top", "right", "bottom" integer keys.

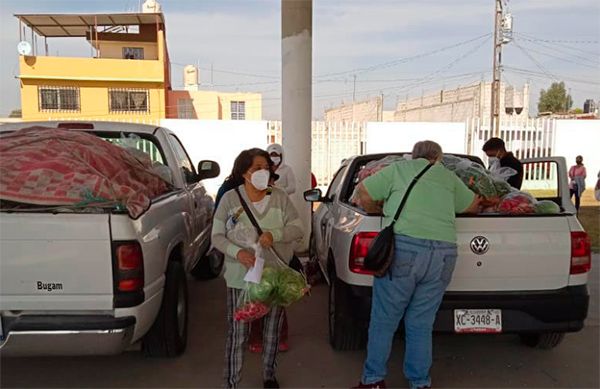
[
  {"left": 161, "top": 119, "right": 268, "bottom": 196},
  {"left": 554, "top": 120, "right": 600, "bottom": 189},
  {"left": 366, "top": 122, "right": 468, "bottom": 155}
]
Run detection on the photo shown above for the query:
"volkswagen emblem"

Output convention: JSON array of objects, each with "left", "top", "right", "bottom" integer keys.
[{"left": 470, "top": 236, "right": 489, "bottom": 255}]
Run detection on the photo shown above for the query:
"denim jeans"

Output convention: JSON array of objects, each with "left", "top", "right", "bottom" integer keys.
[{"left": 361, "top": 234, "right": 458, "bottom": 389}]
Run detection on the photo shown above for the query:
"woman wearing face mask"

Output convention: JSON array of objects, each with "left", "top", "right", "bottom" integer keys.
[
  {"left": 267, "top": 143, "right": 297, "bottom": 195},
  {"left": 212, "top": 148, "right": 304, "bottom": 389}
]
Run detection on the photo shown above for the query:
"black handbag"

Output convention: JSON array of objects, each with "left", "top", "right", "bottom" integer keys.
[
  {"left": 234, "top": 188, "right": 304, "bottom": 273},
  {"left": 363, "top": 163, "right": 434, "bottom": 277}
]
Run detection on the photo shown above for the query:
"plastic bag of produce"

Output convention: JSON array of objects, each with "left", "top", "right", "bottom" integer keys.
[
  {"left": 248, "top": 266, "right": 278, "bottom": 303},
  {"left": 442, "top": 155, "right": 516, "bottom": 200},
  {"left": 273, "top": 267, "right": 309, "bottom": 307},
  {"left": 498, "top": 191, "right": 537, "bottom": 215},
  {"left": 535, "top": 200, "right": 561, "bottom": 214},
  {"left": 234, "top": 286, "right": 270, "bottom": 322}
]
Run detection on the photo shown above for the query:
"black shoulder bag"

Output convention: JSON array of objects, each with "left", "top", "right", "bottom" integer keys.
[
  {"left": 363, "top": 163, "right": 434, "bottom": 277},
  {"left": 234, "top": 188, "right": 304, "bottom": 273}
]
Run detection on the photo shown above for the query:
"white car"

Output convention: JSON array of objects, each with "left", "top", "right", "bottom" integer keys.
[
  {"left": 0, "top": 121, "right": 223, "bottom": 357},
  {"left": 305, "top": 153, "right": 591, "bottom": 350}
]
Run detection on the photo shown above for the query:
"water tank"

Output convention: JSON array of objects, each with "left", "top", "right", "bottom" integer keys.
[
  {"left": 184, "top": 65, "right": 199, "bottom": 87},
  {"left": 142, "top": 0, "right": 162, "bottom": 13}
]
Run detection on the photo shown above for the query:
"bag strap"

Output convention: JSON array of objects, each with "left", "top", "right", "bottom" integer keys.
[
  {"left": 390, "top": 163, "right": 434, "bottom": 225},
  {"left": 234, "top": 188, "right": 299, "bottom": 271},
  {"left": 234, "top": 187, "right": 264, "bottom": 235}
]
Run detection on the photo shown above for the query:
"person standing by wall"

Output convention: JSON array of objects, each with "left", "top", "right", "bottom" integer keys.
[
  {"left": 569, "top": 155, "right": 587, "bottom": 212},
  {"left": 267, "top": 143, "right": 297, "bottom": 195},
  {"left": 353, "top": 141, "right": 481, "bottom": 389},
  {"left": 482, "top": 137, "right": 524, "bottom": 189}
]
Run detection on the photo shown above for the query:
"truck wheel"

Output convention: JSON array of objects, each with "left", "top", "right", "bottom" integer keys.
[
  {"left": 143, "top": 261, "right": 188, "bottom": 357},
  {"left": 329, "top": 270, "right": 367, "bottom": 351},
  {"left": 519, "top": 332, "right": 565, "bottom": 349},
  {"left": 191, "top": 247, "right": 224, "bottom": 280}
]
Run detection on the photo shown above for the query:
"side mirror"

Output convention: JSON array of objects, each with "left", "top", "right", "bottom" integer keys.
[
  {"left": 197, "top": 160, "right": 220, "bottom": 181},
  {"left": 304, "top": 188, "right": 325, "bottom": 203}
]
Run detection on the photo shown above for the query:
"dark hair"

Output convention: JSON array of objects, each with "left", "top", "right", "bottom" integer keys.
[
  {"left": 482, "top": 137, "right": 506, "bottom": 152},
  {"left": 229, "top": 148, "right": 273, "bottom": 186}
]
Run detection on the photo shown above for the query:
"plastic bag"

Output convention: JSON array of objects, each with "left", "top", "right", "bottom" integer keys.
[
  {"left": 498, "top": 191, "right": 537, "bottom": 215},
  {"left": 234, "top": 287, "right": 270, "bottom": 322},
  {"left": 535, "top": 200, "right": 561, "bottom": 214},
  {"left": 442, "top": 155, "right": 516, "bottom": 200},
  {"left": 273, "top": 267, "right": 309, "bottom": 307}
]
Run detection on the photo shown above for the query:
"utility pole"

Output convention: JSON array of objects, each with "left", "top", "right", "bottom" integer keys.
[
  {"left": 352, "top": 74, "right": 357, "bottom": 102},
  {"left": 490, "top": 0, "right": 503, "bottom": 137}
]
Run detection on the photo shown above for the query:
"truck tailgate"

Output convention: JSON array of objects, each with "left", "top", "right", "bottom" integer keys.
[
  {"left": 0, "top": 213, "right": 114, "bottom": 311},
  {"left": 452, "top": 216, "right": 571, "bottom": 292}
]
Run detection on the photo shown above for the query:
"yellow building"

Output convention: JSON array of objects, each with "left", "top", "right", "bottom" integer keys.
[
  {"left": 167, "top": 65, "right": 262, "bottom": 120},
  {"left": 15, "top": 12, "right": 170, "bottom": 123}
]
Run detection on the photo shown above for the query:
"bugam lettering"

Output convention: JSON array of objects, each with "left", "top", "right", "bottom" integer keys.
[{"left": 37, "top": 281, "right": 63, "bottom": 292}]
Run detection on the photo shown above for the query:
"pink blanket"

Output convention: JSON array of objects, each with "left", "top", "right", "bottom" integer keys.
[{"left": 0, "top": 127, "right": 169, "bottom": 218}]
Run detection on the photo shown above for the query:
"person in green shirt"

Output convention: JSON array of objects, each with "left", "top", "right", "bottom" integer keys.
[
  {"left": 353, "top": 141, "right": 480, "bottom": 389},
  {"left": 212, "top": 148, "right": 303, "bottom": 389}
]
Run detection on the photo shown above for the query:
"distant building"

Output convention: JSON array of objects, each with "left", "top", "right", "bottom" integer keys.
[
  {"left": 15, "top": 10, "right": 171, "bottom": 123},
  {"left": 394, "top": 82, "right": 529, "bottom": 122},
  {"left": 324, "top": 96, "right": 393, "bottom": 123},
  {"left": 166, "top": 66, "right": 262, "bottom": 120},
  {"left": 584, "top": 99, "right": 597, "bottom": 114},
  {"left": 14, "top": 1, "right": 261, "bottom": 123}
]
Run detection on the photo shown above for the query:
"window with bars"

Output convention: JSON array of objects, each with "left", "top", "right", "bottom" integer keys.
[
  {"left": 177, "top": 98, "right": 195, "bottom": 119},
  {"left": 109, "top": 89, "right": 149, "bottom": 113},
  {"left": 231, "top": 101, "right": 246, "bottom": 120},
  {"left": 122, "top": 47, "right": 144, "bottom": 60},
  {"left": 38, "top": 86, "right": 80, "bottom": 111}
]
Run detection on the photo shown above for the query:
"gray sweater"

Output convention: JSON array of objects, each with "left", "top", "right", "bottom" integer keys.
[{"left": 211, "top": 185, "right": 304, "bottom": 289}]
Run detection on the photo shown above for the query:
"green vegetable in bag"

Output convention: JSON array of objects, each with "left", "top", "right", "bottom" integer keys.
[
  {"left": 535, "top": 200, "right": 560, "bottom": 214},
  {"left": 273, "top": 268, "right": 307, "bottom": 307},
  {"left": 248, "top": 267, "right": 278, "bottom": 302}
]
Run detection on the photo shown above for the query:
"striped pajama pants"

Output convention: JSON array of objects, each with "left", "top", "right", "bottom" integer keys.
[{"left": 224, "top": 287, "right": 284, "bottom": 389}]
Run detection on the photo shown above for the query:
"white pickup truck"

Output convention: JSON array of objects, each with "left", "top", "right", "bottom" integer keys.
[
  {"left": 0, "top": 121, "right": 222, "bottom": 357},
  {"left": 305, "top": 153, "right": 591, "bottom": 351}
]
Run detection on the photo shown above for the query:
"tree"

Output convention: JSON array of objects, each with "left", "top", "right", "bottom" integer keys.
[
  {"left": 538, "top": 82, "right": 572, "bottom": 114},
  {"left": 8, "top": 109, "right": 22, "bottom": 118}
]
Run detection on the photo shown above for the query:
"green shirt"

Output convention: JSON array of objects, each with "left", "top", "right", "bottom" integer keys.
[{"left": 363, "top": 158, "right": 475, "bottom": 243}]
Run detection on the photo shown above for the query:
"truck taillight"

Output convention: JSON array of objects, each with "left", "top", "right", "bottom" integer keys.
[
  {"left": 114, "top": 241, "right": 144, "bottom": 293},
  {"left": 349, "top": 232, "right": 378, "bottom": 275},
  {"left": 570, "top": 231, "right": 591, "bottom": 275}
]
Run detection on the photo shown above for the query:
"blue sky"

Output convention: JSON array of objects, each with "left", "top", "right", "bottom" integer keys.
[{"left": 0, "top": 0, "right": 598, "bottom": 119}]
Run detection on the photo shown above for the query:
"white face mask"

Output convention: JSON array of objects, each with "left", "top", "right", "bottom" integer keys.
[
  {"left": 271, "top": 156, "right": 281, "bottom": 166},
  {"left": 249, "top": 169, "right": 270, "bottom": 191}
]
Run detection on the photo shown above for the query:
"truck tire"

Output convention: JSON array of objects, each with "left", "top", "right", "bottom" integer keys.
[
  {"left": 329, "top": 266, "right": 367, "bottom": 351},
  {"left": 519, "top": 332, "right": 565, "bottom": 349},
  {"left": 191, "top": 247, "right": 224, "bottom": 280},
  {"left": 143, "top": 261, "right": 188, "bottom": 357}
]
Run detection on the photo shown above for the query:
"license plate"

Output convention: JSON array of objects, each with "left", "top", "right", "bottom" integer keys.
[{"left": 454, "top": 309, "right": 502, "bottom": 333}]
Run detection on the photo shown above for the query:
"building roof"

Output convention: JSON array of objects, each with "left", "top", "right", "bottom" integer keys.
[{"left": 15, "top": 13, "right": 165, "bottom": 38}]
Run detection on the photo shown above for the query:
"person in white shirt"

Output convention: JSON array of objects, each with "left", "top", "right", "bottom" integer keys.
[{"left": 267, "top": 143, "right": 297, "bottom": 195}]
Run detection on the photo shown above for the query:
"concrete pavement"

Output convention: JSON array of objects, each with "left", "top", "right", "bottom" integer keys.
[{"left": 1, "top": 255, "right": 598, "bottom": 388}]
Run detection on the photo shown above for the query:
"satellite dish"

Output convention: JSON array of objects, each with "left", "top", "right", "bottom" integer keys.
[{"left": 17, "top": 41, "right": 32, "bottom": 56}]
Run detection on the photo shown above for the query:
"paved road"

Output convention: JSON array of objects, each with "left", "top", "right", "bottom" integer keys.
[{"left": 2, "top": 256, "right": 598, "bottom": 388}]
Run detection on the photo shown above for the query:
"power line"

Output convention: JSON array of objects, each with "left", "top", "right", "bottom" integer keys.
[
  {"left": 512, "top": 39, "right": 600, "bottom": 69},
  {"left": 512, "top": 33, "right": 599, "bottom": 45},
  {"left": 512, "top": 40, "right": 559, "bottom": 82},
  {"left": 315, "top": 33, "right": 492, "bottom": 78},
  {"left": 513, "top": 33, "right": 600, "bottom": 65},
  {"left": 503, "top": 66, "right": 600, "bottom": 85}
]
